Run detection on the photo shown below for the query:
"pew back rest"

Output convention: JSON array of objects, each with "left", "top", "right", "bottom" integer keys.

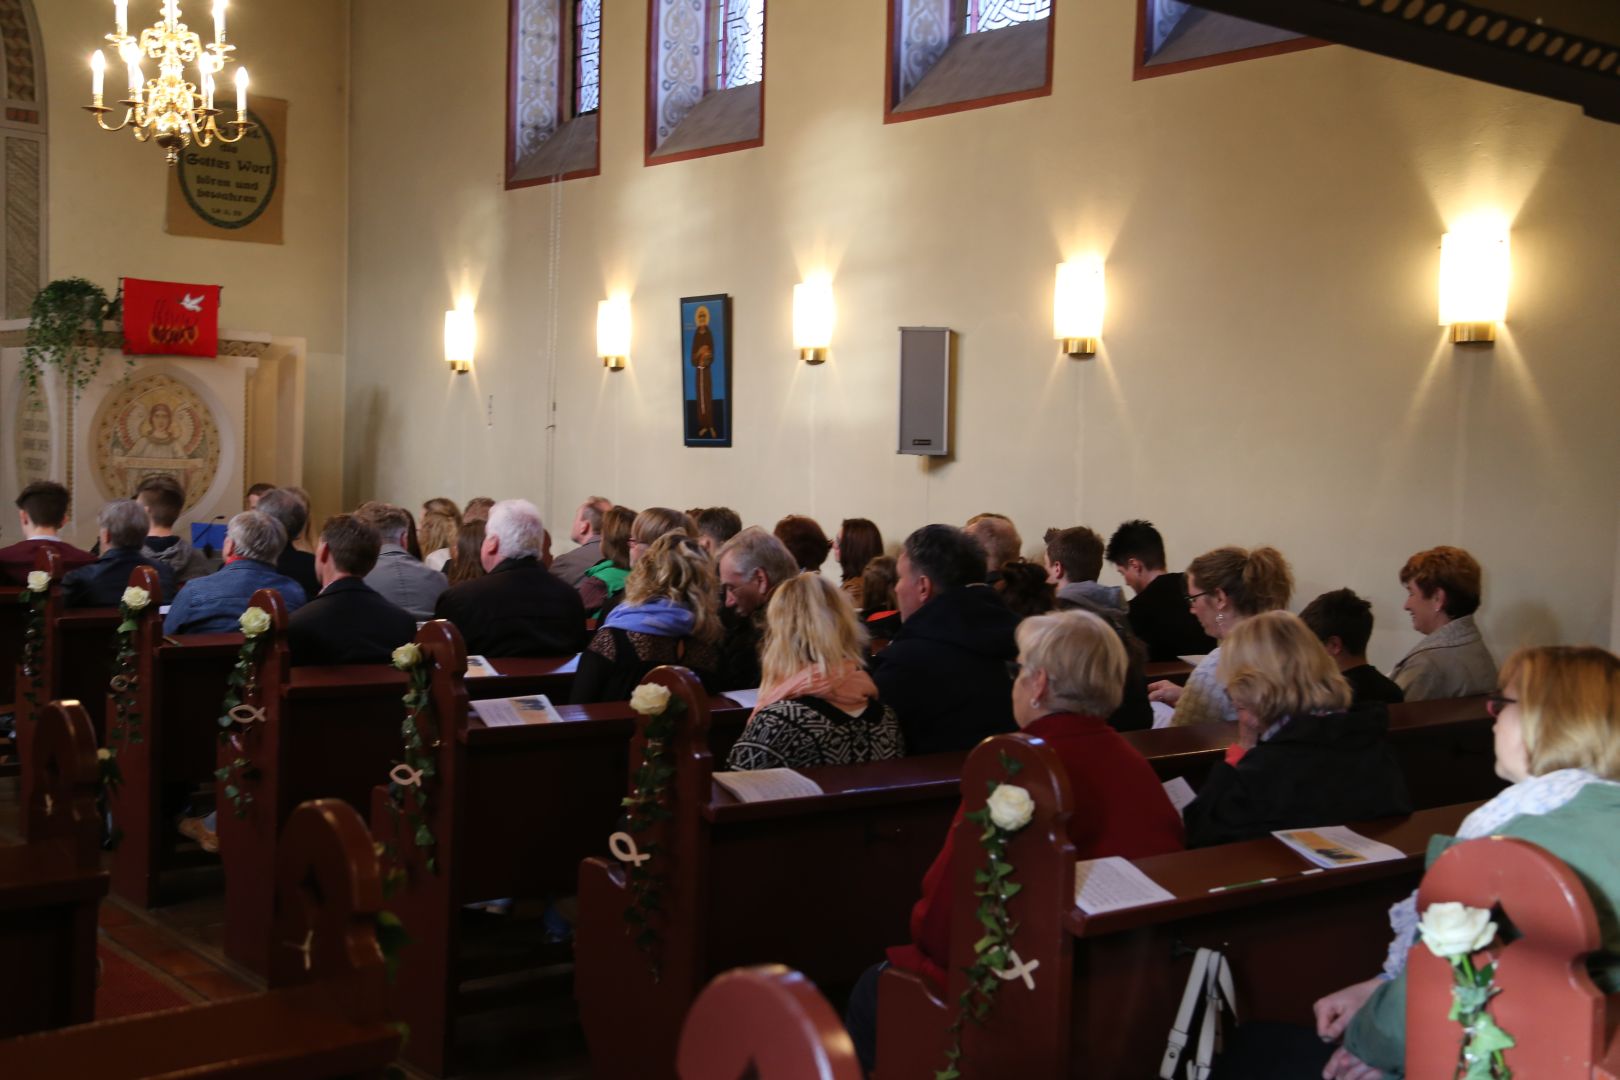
[
  {"left": 677, "top": 965, "right": 863, "bottom": 1080},
  {"left": 1408, "top": 836, "right": 1620, "bottom": 1078},
  {"left": 26, "top": 700, "right": 102, "bottom": 865}
]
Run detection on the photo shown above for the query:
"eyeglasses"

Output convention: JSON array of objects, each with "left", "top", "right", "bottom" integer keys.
[
  {"left": 1005, "top": 660, "right": 1023, "bottom": 680},
  {"left": 1184, "top": 590, "right": 1209, "bottom": 605},
  {"left": 1485, "top": 693, "right": 1518, "bottom": 718}
]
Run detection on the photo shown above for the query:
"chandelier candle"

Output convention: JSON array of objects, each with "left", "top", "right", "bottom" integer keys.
[{"left": 85, "top": 0, "right": 256, "bottom": 165}]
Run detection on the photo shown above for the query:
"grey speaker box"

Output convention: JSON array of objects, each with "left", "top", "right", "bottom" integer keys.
[{"left": 897, "top": 326, "right": 952, "bottom": 456}]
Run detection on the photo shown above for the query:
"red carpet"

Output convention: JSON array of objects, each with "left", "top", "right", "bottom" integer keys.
[{"left": 96, "top": 945, "right": 190, "bottom": 1020}]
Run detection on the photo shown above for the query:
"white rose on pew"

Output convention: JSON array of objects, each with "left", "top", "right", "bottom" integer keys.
[
  {"left": 630, "top": 682, "right": 672, "bottom": 716},
  {"left": 26, "top": 570, "right": 49, "bottom": 593},
  {"left": 392, "top": 643, "right": 422, "bottom": 670},
  {"left": 238, "top": 606, "right": 272, "bottom": 637},
  {"left": 1418, "top": 902, "right": 1497, "bottom": 959},
  {"left": 122, "top": 586, "right": 151, "bottom": 611},
  {"left": 987, "top": 783, "right": 1035, "bottom": 832},
  {"left": 97, "top": 748, "right": 111, "bottom": 761}
]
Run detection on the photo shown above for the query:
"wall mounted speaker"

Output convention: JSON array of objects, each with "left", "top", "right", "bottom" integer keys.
[{"left": 897, "top": 326, "right": 952, "bottom": 457}]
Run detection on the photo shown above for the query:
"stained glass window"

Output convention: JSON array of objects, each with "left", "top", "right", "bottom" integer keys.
[
  {"left": 706, "top": 0, "right": 764, "bottom": 90},
  {"left": 963, "top": 0, "right": 1050, "bottom": 35},
  {"left": 573, "top": 0, "right": 600, "bottom": 115}
]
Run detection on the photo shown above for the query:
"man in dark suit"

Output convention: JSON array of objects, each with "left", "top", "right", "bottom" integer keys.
[
  {"left": 434, "top": 498, "right": 586, "bottom": 658},
  {"left": 287, "top": 513, "right": 416, "bottom": 666},
  {"left": 255, "top": 488, "right": 321, "bottom": 600},
  {"left": 1105, "top": 519, "right": 1217, "bottom": 662},
  {"left": 0, "top": 480, "right": 96, "bottom": 584},
  {"left": 62, "top": 500, "right": 175, "bottom": 607}
]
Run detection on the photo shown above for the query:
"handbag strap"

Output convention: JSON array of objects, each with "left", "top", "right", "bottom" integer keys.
[
  {"left": 1191, "top": 951, "right": 1237, "bottom": 1079},
  {"left": 1159, "top": 948, "right": 1213, "bottom": 1079}
]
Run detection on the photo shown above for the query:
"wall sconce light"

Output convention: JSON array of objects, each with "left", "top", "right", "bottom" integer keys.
[
  {"left": 1438, "top": 225, "right": 1510, "bottom": 345},
  {"left": 444, "top": 308, "right": 476, "bottom": 374},
  {"left": 793, "top": 278, "right": 835, "bottom": 365},
  {"left": 597, "top": 297, "right": 631, "bottom": 371},
  {"left": 1054, "top": 257, "right": 1105, "bottom": 358}
]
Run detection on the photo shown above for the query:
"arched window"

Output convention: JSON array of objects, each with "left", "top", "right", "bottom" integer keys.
[
  {"left": 507, "top": 0, "right": 601, "bottom": 190},
  {"left": 0, "top": 0, "right": 46, "bottom": 318},
  {"left": 1134, "top": 0, "right": 1321, "bottom": 79},
  {"left": 646, "top": 0, "right": 764, "bottom": 165},
  {"left": 887, "top": 0, "right": 1053, "bottom": 123}
]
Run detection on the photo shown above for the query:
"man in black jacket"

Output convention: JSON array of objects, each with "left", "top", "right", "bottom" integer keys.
[
  {"left": 256, "top": 488, "right": 321, "bottom": 601},
  {"left": 287, "top": 514, "right": 416, "bottom": 666},
  {"left": 434, "top": 499, "right": 586, "bottom": 658},
  {"left": 871, "top": 525, "right": 1019, "bottom": 755},
  {"left": 62, "top": 500, "right": 175, "bottom": 607},
  {"left": 1104, "top": 519, "right": 1216, "bottom": 662}
]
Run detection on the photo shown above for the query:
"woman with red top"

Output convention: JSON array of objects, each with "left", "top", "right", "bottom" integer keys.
[{"left": 845, "top": 609, "right": 1185, "bottom": 1071}]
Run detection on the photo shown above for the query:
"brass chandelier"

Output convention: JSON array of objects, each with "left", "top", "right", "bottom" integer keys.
[{"left": 85, "top": 0, "right": 255, "bottom": 165}]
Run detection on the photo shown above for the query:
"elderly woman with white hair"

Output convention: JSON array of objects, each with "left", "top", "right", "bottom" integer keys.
[
  {"left": 846, "top": 610, "right": 1185, "bottom": 1072},
  {"left": 433, "top": 498, "right": 587, "bottom": 658}
]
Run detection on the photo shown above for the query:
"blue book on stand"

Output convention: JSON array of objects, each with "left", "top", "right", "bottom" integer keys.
[{"left": 190, "top": 521, "right": 228, "bottom": 556}]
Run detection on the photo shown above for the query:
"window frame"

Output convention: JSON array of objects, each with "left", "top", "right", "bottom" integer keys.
[
  {"left": 644, "top": 0, "right": 767, "bottom": 167},
  {"left": 1131, "top": 0, "right": 1326, "bottom": 81},
  {"left": 882, "top": 0, "right": 1056, "bottom": 125},
  {"left": 572, "top": 0, "right": 602, "bottom": 117},
  {"left": 505, "top": 0, "right": 602, "bottom": 192}
]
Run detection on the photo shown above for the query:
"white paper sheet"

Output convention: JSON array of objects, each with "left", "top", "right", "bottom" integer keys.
[
  {"left": 1150, "top": 700, "right": 1176, "bottom": 728},
  {"left": 1178, "top": 654, "right": 1209, "bottom": 666},
  {"left": 722, "top": 687, "right": 760, "bottom": 709},
  {"left": 1074, "top": 856, "right": 1176, "bottom": 915},
  {"left": 712, "top": 768, "right": 824, "bottom": 803},
  {"left": 1162, "top": 776, "right": 1197, "bottom": 816},
  {"left": 464, "top": 654, "right": 499, "bottom": 678},
  {"left": 1271, "top": 825, "right": 1405, "bottom": 870},
  {"left": 470, "top": 694, "right": 563, "bottom": 728}
]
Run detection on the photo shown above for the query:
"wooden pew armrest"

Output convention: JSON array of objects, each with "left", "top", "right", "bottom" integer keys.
[
  {"left": 874, "top": 963, "right": 949, "bottom": 1080},
  {"left": 703, "top": 752, "right": 969, "bottom": 823}
]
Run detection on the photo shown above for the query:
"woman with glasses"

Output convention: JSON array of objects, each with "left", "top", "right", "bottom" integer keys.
[
  {"left": 844, "top": 610, "right": 1184, "bottom": 1072},
  {"left": 1181, "top": 611, "right": 1410, "bottom": 848},
  {"left": 1148, "top": 544, "right": 1294, "bottom": 726},
  {"left": 1314, "top": 645, "right": 1620, "bottom": 1079}
]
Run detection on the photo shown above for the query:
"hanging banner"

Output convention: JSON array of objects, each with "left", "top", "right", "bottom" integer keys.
[
  {"left": 121, "top": 278, "right": 223, "bottom": 358},
  {"left": 164, "top": 95, "right": 286, "bottom": 245}
]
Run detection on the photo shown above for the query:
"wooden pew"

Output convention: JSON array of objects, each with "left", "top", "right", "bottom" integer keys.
[
  {"left": 1144, "top": 659, "right": 1196, "bottom": 684},
  {"left": 0, "top": 701, "right": 108, "bottom": 1038},
  {"left": 874, "top": 732, "right": 1481, "bottom": 1078},
  {"left": 0, "top": 798, "right": 403, "bottom": 1079},
  {"left": 368, "top": 626, "right": 753, "bottom": 1077},
  {"left": 677, "top": 965, "right": 862, "bottom": 1080},
  {"left": 1407, "top": 836, "right": 1620, "bottom": 1078}
]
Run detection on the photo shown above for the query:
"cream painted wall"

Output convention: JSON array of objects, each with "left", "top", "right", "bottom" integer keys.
[
  {"left": 345, "top": 0, "right": 1620, "bottom": 672},
  {"left": 34, "top": 0, "right": 348, "bottom": 528}
]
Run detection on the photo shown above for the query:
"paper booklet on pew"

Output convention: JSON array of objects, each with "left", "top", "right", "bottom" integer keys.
[
  {"left": 713, "top": 768, "right": 824, "bottom": 803},
  {"left": 723, "top": 687, "right": 761, "bottom": 710},
  {"left": 464, "top": 654, "right": 499, "bottom": 678},
  {"left": 1161, "top": 776, "right": 1197, "bottom": 817},
  {"left": 470, "top": 694, "right": 563, "bottom": 728},
  {"left": 1271, "top": 825, "right": 1405, "bottom": 870},
  {"left": 1075, "top": 856, "right": 1176, "bottom": 915}
]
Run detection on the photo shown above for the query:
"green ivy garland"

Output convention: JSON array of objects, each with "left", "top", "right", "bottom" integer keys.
[
  {"left": 617, "top": 683, "right": 686, "bottom": 982},
  {"left": 16, "top": 571, "right": 49, "bottom": 708},
  {"left": 21, "top": 278, "right": 123, "bottom": 396},
  {"left": 105, "top": 586, "right": 154, "bottom": 765},
  {"left": 383, "top": 643, "right": 439, "bottom": 875},
  {"left": 214, "top": 608, "right": 272, "bottom": 818},
  {"left": 937, "top": 752, "right": 1033, "bottom": 1080}
]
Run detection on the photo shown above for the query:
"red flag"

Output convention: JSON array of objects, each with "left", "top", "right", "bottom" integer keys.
[{"left": 121, "top": 278, "right": 222, "bottom": 357}]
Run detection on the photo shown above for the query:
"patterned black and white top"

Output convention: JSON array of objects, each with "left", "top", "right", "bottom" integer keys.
[{"left": 726, "top": 695, "right": 905, "bottom": 771}]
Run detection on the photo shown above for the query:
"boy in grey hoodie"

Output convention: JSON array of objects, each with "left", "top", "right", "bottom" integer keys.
[{"left": 135, "top": 475, "right": 216, "bottom": 586}]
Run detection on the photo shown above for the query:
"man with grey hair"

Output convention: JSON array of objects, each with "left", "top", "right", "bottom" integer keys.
[
  {"left": 255, "top": 488, "right": 320, "bottom": 600},
  {"left": 434, "top": 498, "right": 586, "bottom": 657},
  {"left": 549, "top": 494, "right": 614, "bottom": 587},
  {"left": 715, "top": 526, "right": 800, "bottom": 690},
  {"left": 356, "top": 501, "right": 446, "bottom": 621},
  {"left": 163, "top": 510, "right": 307, "bottom": 634},
  {"left": 63, "top": 499, "right": 177, "bottom": 607}
]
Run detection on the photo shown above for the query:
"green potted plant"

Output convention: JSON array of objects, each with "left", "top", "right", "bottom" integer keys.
[{"left": 21, "top": 277, "right": 123, "bottom": 396}]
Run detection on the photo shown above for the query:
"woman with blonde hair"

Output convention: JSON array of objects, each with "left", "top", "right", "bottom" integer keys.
[
  {"left": 1149, "top": 544, "right": 1294, "bottom": 727},
  {"left": 1182, "top": 610, "right": 1409, "bottom": 847},
  {"left": 726, "top": 574, "right": 903, "bottom": 770},
  {"left": 419, "top": 508, "right": 460, "bottom": 573},
  {"left": 1312, "top": 645, "right": 1620, "bottom": 1079},
  {"left": 628, "top": 506, "right": 696, "bottom": 567},
  {"left": 571, "top": 532, "right": 722, "bottom": 703}
]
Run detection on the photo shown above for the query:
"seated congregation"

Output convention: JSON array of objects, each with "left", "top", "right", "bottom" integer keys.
[{"left": 3, "top": 479, "right": 1615, "bottom": 1080}]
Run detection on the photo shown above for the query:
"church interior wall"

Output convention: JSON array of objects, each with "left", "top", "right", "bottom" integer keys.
[
  {"left": 33, "top": 0, "right": 350, "bottom": 529},
  {"left": 331, "top": 0, "right": 1620, "bottom": 671}
]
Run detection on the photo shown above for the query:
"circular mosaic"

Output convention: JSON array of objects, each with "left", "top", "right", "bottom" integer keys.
[{"left": 90, "top": 372, "right": 221, "bottom": 511}]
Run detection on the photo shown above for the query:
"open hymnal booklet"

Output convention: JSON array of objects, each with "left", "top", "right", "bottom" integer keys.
[
  {"left": 470, "top": 694, "right": 563, "bottom": 728},
  {"left": 464, "top": 654, "right": 499, "bottom": 678},
  {"left": 1161, "top": 776, "right": 1197, "bottom": 816},
  {"left": 1272, "top": 825, "right": 1405, "bottom": 870},
  {"left": 712, "top": 768, "right": 823, "bottom": 803},
  {"left": 1075, "top": 856, "right": 1176, "bottom": 915},
  {"left": 722, "top": 687, "right": 760, "bottom": 710}
]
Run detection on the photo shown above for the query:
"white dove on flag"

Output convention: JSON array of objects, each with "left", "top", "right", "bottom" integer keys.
[{"left": 179, "top": 293, "right": 205, "bottom": 313}]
